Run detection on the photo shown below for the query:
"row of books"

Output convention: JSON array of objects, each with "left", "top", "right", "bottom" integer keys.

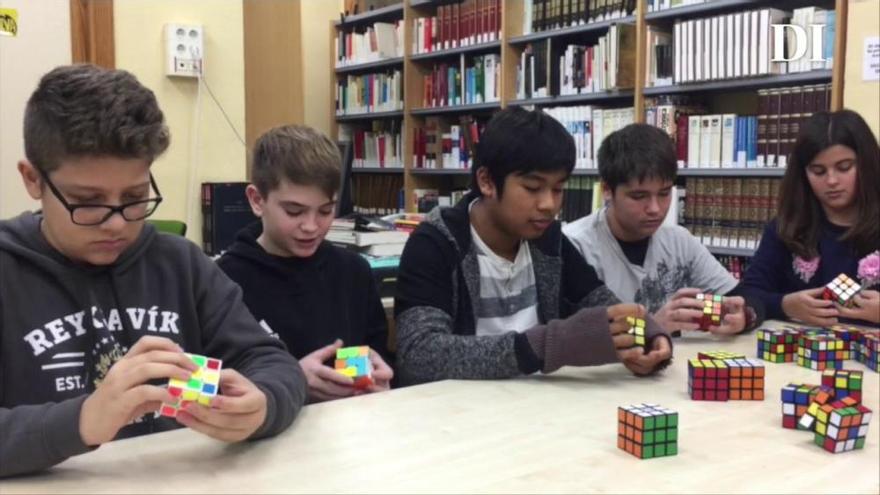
[
  {"left": 334, "top": 21, "right": 403, "bottom": 68},
  {"left": 413, "top": 115, "right": 484, "bottom": 170},
  {"left": 350, "top": 175, "right": 404, "bottom": 216},
  {"left": 543, "top": 105, "right": 635, "bottom": 169},
  {"left": 644, "top": 83, "right": 832, "bottom": 168},
  {"left": 421, "top": 54, "right": 501, "bottom": 108},
  {"left": 335, "top": 70, "right": 403, "bottom": 116},
  {"left": 682, "top": 177, "right": 781, "bottom": 251},
  {"left": 660, "top": 7, "right": 834, "bottom": 86},
  {"left": 714, "top": 255, "right": 750, "bottom": 281},
  {"left": 516, "top": 23, "right": 636, "bottom": 99},
  {"left": 412, "top": 0, "right": 501, "bottom": 55},
  {"left": 560, "top": 176, "right": 603, "bottom": 223},
  {"left": 646, "top": 0, "right": 710, "bottom": 13},
  {"left": 348, "top": 121, "right": 403, "bottom": 169},
  {"left": 522, "top": 0, "right": 636, "bottom": 34}
]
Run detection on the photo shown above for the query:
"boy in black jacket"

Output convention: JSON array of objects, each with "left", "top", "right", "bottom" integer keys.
[
  {"left": 394, "top": 107, "right": 673, "bottom": 385},
  {"left": 218, "top": 125, "right": 393, "bottom": 403},
  {"left": 0, "top": 65, "right": 306, "bottom": 478}
]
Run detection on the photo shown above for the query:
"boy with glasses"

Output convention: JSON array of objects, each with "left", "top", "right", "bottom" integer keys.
[{"left": 0, "top": 64, "right": 307, "bottom": 477}]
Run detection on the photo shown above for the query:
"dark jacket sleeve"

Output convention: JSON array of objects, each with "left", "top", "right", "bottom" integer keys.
[
  {"left": 0, "top": 396, "right": 95, "bottom": 478},
  {"left": 190, "top": 245, "right": 307, "bottom": 440},
  {"left": 741, "top": 221, "right": 789, "bottom": 320},
  {"left": 726, "top": 283, "right": 767, "bottom": 331},
  {"left": 356, "top": 255, "right": 392, "bottom": 365},
  {"left": 393, "top": 226, "right": 525, "bottom": 384}
]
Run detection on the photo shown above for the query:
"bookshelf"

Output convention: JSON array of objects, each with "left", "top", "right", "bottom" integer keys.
[{"left": 324, "top": 0, "right": 849, "bottom": 249}]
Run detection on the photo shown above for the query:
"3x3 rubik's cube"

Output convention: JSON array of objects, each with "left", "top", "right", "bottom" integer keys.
[
  {"left": 799, "top": 393, "right": 872, "bottom": 454},
  {"left": 822, "top": 369, "right": 863, "bottom": 403},
  {"left": 798, "top": 330, "right": 849, "bottom": 370},
  {"left": 335, "top": 346, "right": 374, "bottom": 389},
  {"left": 823, "top": 273, "right": 863, "bottom": 307},
  {"left": 856, "top": 333, "right": 880, "bottom": 372},
  {"left": 694, "top": 293, "right": 726, "bottom": 330},
  {"left": 756, "top": 328, "right": 799, "bottom": 363},
  {"left": 617, "top": 403, "right": 678, "bottom": 459},
  {"left": 782, "top": 368, "right": 872, "bottom": 454},
  {"left": 160, "top": 353, "right": 222, "bottom": 418},
  {"left": 688, "top": 355, "right": 765, "bottom": 401},
  {"left": 627, "top": 316, "right": 646, "bottom": 347},
  {"left": 780, "top": 383, "right": 831, "bottom": 429}
]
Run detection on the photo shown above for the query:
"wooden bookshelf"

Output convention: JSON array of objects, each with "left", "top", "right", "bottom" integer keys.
[{"left": 323, "top": 0, "right": 848, "bottom": 228}]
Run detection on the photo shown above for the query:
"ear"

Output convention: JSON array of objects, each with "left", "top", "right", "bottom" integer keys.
[
  {"left": 602, "top": 181, "right": 613, "bottom": 203},
  {"left": 245, "top": 184, "right": 266, "bottom": 217},
  {"left": 18, "top": 160, "right": 45, "bottom": 200},
  {"left": 475, "top": 167, "right": 497, "bottom": 199}
]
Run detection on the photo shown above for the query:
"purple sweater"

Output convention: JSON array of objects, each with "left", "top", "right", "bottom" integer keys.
[{"left": 742, "top": 218, "right": 879, "bottom": 320}]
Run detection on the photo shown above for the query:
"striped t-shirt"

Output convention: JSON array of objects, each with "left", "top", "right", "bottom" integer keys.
[{"left": 469, "top": 223, "right": 540, "bottom": 337}]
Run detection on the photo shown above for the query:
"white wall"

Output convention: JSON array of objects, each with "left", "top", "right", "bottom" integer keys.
[
  {"left": 0, "top": 0, "right": 71, "bottom": 219},
  {"left": 115, "top": 0, "right": 246, "bottom": 244}
]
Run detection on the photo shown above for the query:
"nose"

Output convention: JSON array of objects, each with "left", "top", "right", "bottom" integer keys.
[
  {"left": 300, "top": 213, "right": 319, "bottom": 233},
  {"left": 99, "top": 210, "right": 128, "bottom": 232},
  {"left": 537, "top": 189, "right": 556, "bottom": 213},
  {"left": 826, "top": 168, "right": 841, "bottom": 187},
  {"left": 646, "top": 196, "right": 661, "bottom": 215}
]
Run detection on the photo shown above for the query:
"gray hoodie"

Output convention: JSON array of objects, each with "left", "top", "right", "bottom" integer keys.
[{"left": 0, "top": 212, "right": 307, "bottom": 477}]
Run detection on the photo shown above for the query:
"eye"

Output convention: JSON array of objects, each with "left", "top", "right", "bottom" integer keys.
[
  {"left": 319, "top": 208, "right": 334, "bottom": 216},
  {"left": 808, "top": 166, "right": 826, "bottom": 176},
  {"left": 837, "top": 160, "right": 855, "bottom": 172},
  {"left": 285, "top": 209, "right": 305, "bottom": 217},
  {"left": 524, "top": 186, "right": 539, "bottom": 193}
]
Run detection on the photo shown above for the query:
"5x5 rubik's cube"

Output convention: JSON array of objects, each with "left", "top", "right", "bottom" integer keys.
[
  {"left": 335, "top": 346, "right": 374, "bottom": 389},
  {"left": 160, "top": 353, "right": 222, "bottom": 418},
  {"left": 617, "top": 403, "right": 679, "bottom": 459}
]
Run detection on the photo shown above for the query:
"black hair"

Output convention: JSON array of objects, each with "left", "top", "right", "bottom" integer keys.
[
  {"left": 471, "top": 106, "right": 575, "bottom": 197},
  {"left": 597, "top": 123, "right": 677, "bottom": 192}
]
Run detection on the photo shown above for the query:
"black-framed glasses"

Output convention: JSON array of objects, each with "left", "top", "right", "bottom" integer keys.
[{"left": 38, "top": 169, "right": 164, "bottom": 226}]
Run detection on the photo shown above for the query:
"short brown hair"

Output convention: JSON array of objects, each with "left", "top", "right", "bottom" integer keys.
[
  {"left": 24, "top": 64, "right": 170, "bottom": 173},
  {"left": 251, "top": 124, "right": 341, "bottom": 199}
]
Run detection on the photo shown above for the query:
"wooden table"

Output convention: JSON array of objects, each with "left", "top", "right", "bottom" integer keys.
[{"left": 3, "top": 322, "right": 878, "bottom": 494}]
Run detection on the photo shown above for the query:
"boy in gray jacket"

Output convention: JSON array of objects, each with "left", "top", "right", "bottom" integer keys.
[{"left": 0, "top": 64, "right": 306, "bottom": 477}]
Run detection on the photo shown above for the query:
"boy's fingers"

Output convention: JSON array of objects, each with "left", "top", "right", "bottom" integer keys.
[{"left": 607, "top": 303, "right": 645, "bottom": 320}]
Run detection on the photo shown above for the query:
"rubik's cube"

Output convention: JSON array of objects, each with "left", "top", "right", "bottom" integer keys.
[
  {"left": 335, "top": 346, "right": 374, "bottom": 389},
  {"left": 698, "top": 350, "right": 745, "bottom": 360},
  {"left": 693, "top": 293, "right": 726, "bottom": 330},
  {"left": 813, "top": 398, "right": 872, "bottom": 454},
  {"left": 822, "top": 273, "right": 862, "bottom": 307},
  {"left": 756, "top": 328, "right": 799, "bottom": 363},
  {"left": 797, "top": 386, "right": 837, "bottom": 431},
  {"left": 725, "top": 358, "right": 765, "bottom": 400},
  {"left": 822, "top": 369, "right": 863, "bottom": 402},
  {"left": 688, "top": 359, "right": 729, "bottom": 401},
  {"left": 627, "top": 316, "right": 646, "bottom": 347},
  {"left": 160, "top": 353, "right": 222, "bottom": 418},
  {"left": 797, "top": 332, "right": 848, "bottom": 370},
  {"left": 826, "top": 324, "right": 864, "bottom": 352},
  {"left": 617, "top": 403, "right": 679, "bottom": 459},
  {"left": 780, "top": 383, "right": 829, "bottom": 429},
  {"left": 856, "top": 333, "right": 880, "bottom": 372}
]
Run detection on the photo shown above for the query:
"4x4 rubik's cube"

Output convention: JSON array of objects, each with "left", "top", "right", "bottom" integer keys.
[
  {"left": 617, "top": 403, "right": 679, "bottom": 459},
  {"left": 335, "top": 346, "right": 374, "bottom": 389},
  {"left": 823, "top": 274, "right": 863, "bottom": 307},
  {"left": 160, "top": 353, "right": 222, "bottom": 418},
  {"left": 694, "top": 293, "right": 725, "bottom": 330}
]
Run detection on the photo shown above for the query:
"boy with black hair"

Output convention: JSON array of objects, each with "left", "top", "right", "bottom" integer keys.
[
  {"left": 218, "top": 124, "right": 393, "bottom": 403},
  {"left": 393, "top": 107, "right": 672, "bottom": 386},
  {"left": 0, "top": 64, "right": 306, "bottom": 477},
  {"left": 564, "top": 123, "right": 764, "bottom": 334}
]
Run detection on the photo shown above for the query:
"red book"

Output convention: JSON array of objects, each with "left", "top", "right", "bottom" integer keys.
[{"left": 676, "top": 114, "right": 689, "bottom": 165}]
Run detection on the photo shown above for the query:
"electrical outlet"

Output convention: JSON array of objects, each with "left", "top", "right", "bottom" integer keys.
[{"left": 165, "top": 23, "right": 203, "bottom": 78}]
